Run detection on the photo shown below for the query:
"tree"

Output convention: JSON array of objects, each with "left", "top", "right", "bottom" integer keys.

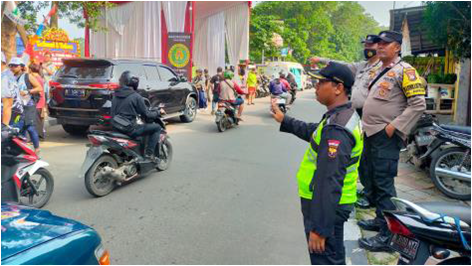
[
  {"left": 2, "top": 1, "right": 113, "bottom": 61},
  {"left": 423, "top": 1, "right": 471, "bottom": 59},
  {"left": 250, "top": 1, "right": 383, "bottom": 64},
  {"left": 249, "top": 14, "right": 282, "bottom": 62}
]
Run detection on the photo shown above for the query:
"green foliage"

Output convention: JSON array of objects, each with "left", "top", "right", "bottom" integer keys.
[
  {"left": 423, "top": 1, "right": 471, "bottom": 59},
  {"left": 17, "top": 1, "right": 115, "bottom": 34},
  {"left": 250, "top": 1, "right": 383, "bottom": 64}
]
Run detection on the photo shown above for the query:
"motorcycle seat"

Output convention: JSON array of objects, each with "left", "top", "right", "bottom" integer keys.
[
  {"left": 417, "top": 202, "right": 471, "bottom": 226},
  {"left": 440, "top": 125, "right": 471, "bottom": 135},
  {"left": 89, "top": 130, "right": 131, "bottom": 139}
]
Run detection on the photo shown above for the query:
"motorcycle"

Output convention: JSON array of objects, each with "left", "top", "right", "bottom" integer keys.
[
  {"left": 257, "top": 75, "right": 270, "bottom": 98},
  {"left": 401, "top": 113, "right": 438, "bottom": 168},
  {"left": 215, "top": 101, "right": 239, "bottom": 132},
  {"left": 1, "top": 125, "right": 54, "bottom": 208},
  {"left": 421, "top": 123, "right": 471, "bottom": 200},
  {"left": 270, "top": 94, "right": 288, "bottom": 114},
  {"left": 384, "top": 197, "right": 470, "bottom": 265},
  {"left": 80, "top": 102, "right": 173, "bottom": 197}
]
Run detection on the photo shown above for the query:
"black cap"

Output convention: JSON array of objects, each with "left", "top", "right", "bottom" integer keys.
[
  {"left": 361, "top": 34, "right": 380, "bottom": 44},
  {"left": 312, "top": 62, "right": 354, "bottom": 88},
  {"left": 378, "top": 30, "right": 403, "bottom": 44}
]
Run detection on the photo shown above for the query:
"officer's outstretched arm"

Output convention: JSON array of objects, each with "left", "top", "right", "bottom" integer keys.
[
  {"left": 279, "top": 116, "right": 319, "bottom": 143},
  {"left": 309, "top": 126, "right": 354, "bottom": 238}
]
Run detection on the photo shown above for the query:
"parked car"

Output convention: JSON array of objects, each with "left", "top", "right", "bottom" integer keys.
[
  {"left": 1, "top": 203, "right": 109, "bottom": 265},
  {"left": 49, "top": 58, "right": 198, "bottom": 135}
]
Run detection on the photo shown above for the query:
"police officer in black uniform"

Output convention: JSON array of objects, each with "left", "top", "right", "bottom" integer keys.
[
  {"left": 111, "top": 71, "right": 162, "bottom": 160},
  {"left": 272, "top": 63, "right": 364, "bottom": 265}
]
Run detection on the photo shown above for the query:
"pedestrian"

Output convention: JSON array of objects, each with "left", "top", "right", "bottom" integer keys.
[
  {"left": 311, "top": 34, "right": 382, "bottom": 209},
  {"left": 271, "top": 62, "right": 363, "bottom": 265},
  {"left": 41, "top": 51, "right": 56, "bottom": 104},
  {"left": 192, "top": 69, "right": 207, "bottom": 110},
  {"left": 210, "top": 67, "right": 224, "bottom": 115},
  {"left": 204, "top": 68, "right": 211, "bottom": 105},
  {"left": 247, "top": 67, "right": 258, "bottom": 105},
  {"left": 239, "top": 67, "right": 247, "bottom": 95},
  {"left": 9, "top": 57, "right": 43, "bottom": 154},
  {"left": 2, "top": 52, "right": 18, "bottom": 125},
  {"left": 357, "top": 31, "right": 426, "bottom": 252},
  {"left": 29, "top": 63, "right": 47, "bottom": 140}
]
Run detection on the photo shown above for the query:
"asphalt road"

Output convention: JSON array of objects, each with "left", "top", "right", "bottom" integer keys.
[{"left": 40, "top": 89, "right": 328, "bottom": 264}]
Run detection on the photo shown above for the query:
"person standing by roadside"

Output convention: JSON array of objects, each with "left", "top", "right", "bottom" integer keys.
[
  {"left": 246, "top": 67, "right": 258, "bottom": 105},
  {"left": 193, "top": 69, "right": 207, "bottom": 110},
  {"left": 271, "top": 62, "right": 362, "bottom": 265},
  {"left": 357, "top": 31, "right": 426, "bottom": 252},
  {"left": 29, "top": 63, "right": 47, "bottom": 140},
  {"left": 2, "top": 52, "right": 21, "bottom": 126},
  {"left": 210, "top": 67, "right": 224, "bottom": 115},
  {"left": 311, "top": 34, "right": 382, "bottom": 209},
  {"left": 204, "top": 68, "right": 211, "bottom": 105},
  {"left": 9, "top": 57, "right": 43, "bottom": 154},
  {"left": 41, "top": 51, "right": 55, "bottom": 104}
]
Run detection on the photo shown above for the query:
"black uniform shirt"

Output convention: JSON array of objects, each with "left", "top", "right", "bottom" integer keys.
[{"left": 280, "top": 102, "right": 356, "bottom": 238}]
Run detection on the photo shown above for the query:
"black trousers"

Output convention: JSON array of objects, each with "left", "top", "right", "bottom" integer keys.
[
  {"left": 301, "top": 198, "right": 353, "bottom": 265},
  {"left": 131, "top": 123, "right": 162, "bottom": 156},
  {"left": 363, "top": 129, "right": 403, "bottom": 234}
]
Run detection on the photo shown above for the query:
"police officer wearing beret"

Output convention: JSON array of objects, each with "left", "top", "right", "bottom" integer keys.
[
  {"left": 358, "top": 31, "right": 426, "bottom": 251},
  {"left": 272, "top": 62, "right": 364, "bottom": 265}
]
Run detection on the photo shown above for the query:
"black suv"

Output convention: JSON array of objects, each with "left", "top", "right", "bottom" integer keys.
[{"left": 49, "top": 58, "right": 198, "bottom": 135}]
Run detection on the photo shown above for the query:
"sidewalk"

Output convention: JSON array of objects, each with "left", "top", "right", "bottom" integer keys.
[{"left": 355, "top": 162, "right": 471, "bottom": 265}]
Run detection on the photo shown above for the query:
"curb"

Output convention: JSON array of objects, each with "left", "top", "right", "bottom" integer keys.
[{"left": 346, "top": 209, "right": 369, "bottom": 265}]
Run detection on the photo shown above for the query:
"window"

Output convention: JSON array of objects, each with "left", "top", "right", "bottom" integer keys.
[
  {"left": 158, "top": 66, "right": 177, "bottom": 82},
  {"left": 112, "top": 64, "right": 146, "bottom": 81},
  {"left": 144, "top": 65, "right": 160, "bottom": 81},
  {"left": 58, "top": 65, "right": 112, "bottom": 79}
]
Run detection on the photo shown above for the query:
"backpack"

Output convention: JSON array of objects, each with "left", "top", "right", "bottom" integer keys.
[{"left": 18, "top": 73, "right": 40, "bottom": 104}]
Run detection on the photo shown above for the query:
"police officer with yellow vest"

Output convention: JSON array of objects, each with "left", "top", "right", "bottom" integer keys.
[{"left": 271, "top": 62, "right": 363, "bottom": 265}]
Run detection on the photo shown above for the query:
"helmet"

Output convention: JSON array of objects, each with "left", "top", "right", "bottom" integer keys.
[
  {"left": 119, "top": 71, "right": 139, "bottom": 90},
  {"left": 279, "top": 71, "right": 286, "bottom": 79},
  {"left": 224, "top": 71, "right": 234, "bottom": 80}
]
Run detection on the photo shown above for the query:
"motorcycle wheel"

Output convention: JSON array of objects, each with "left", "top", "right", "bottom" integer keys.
[
  {"left": 85, "top": 155, "right": 117, "bottom": 197},
  {"left": 20, "top": 168, "right": 54, "bottom": 208},
  {"left": 156, "top": 138, "right": 173, "bottom": 171},
  {"left": 429, "top": 147, "right": 471, "bottom": 200},
  {"left": 217, "top": 117, "right": 227, "bottom": 132}
]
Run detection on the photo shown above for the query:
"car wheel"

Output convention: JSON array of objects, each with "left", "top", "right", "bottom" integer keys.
[
  {"left": 180, "top": 97, "right": 197, "bottom": 123},
  {"left": 62, "top": 124, "right": 89, "bottom": 136}
]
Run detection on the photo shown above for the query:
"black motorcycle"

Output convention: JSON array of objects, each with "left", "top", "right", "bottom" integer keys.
[
  {"left": 385, "top": 197, "right": 470, "bottom": 265},
  {"left": 80, "top": 102, "right": 173, "bottom": 197},
  {"left": 421, "top": 123, "right": 471, "bottom": 200},
  {"left": 215, "top": 101, "right": 239, "bottom": 132}
]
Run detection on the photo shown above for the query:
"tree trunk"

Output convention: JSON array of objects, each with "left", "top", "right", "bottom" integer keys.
[
  {"left": 16, "top": 24, "right": 28, "bottom": 48},
  {"left": 1, "top": 16, "right": 18, "bottom": 63},
  {"left": 50, "top": 2, "right": 58, "bottom": 29}
]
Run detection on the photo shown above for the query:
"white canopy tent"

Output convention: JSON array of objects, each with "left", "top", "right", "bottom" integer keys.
[{"left": 89, "top": 1, "right": 250, "bottom": 77}]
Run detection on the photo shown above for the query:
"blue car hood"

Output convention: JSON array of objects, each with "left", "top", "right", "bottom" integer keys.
[{"left": 1, "top": 204, "right": 89, "bottom": 260}]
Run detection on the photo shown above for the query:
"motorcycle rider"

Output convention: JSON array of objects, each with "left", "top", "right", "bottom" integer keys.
[
  {"left": 280, "top": 71, "right": 297, "bottom": 104},
  {"left": 217, "top": 70, "right": 246, "bottom": 119},
  {"left": 111, "top": 71, "right": 161, "bottom": 161},
  {"left": 271, "top": 72, "right": 292, "bottom": 105}
]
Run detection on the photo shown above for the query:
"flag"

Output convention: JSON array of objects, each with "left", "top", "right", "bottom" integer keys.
[
  {"left": 3, "top": 2, "right": 26, "bottom": 25},
  {"left": 36, "top": 4, "right": 57, "bottom": 36}
]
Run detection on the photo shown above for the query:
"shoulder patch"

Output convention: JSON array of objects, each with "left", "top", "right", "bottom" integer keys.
[
  {"left": 405, "top": 69, "right": 417, "bottom": 81},
  {"left": 328, "top": 140, "right": 340, "bottom": 158}
]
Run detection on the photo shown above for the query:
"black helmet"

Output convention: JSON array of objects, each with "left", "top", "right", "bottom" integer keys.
[{"left": 119, "top": 71, "right": 139, "bottom": 89}]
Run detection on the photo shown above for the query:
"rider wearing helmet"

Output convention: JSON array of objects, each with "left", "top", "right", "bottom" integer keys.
[
  {"left": 111, "top": 71, "right": 162, "bottom": 160},
  {"left": 217, "top": 70, "right": 246, "bottom": 119}
]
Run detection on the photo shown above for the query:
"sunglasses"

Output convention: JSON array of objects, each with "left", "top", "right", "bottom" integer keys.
[{"left": 9, "top": 64, "right": 20, "bottom": 67}]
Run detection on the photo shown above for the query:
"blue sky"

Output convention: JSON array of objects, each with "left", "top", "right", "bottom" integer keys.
[{"left": 37, "top": 1, "right": 424, "bottom": 40}]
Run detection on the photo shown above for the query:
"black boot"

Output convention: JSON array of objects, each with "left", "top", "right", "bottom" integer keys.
[
  {"left": 358, "top": 233, "right": 393, "bottom": 252},
  {"left": 357, "top": 219, "right": 381, "bottom": 232}
]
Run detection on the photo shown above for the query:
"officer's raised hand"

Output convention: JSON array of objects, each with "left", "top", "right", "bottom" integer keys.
[{"left": 271, "top": 101, "right": 284, "bottom": 123}]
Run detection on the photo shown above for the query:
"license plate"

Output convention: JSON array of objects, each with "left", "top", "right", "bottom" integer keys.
[
  {"left": 65, "top": 88, "right": 85, "bottom": 98},
  {"left": 389, "top": 234, "right": 420, "bottom": 260}
]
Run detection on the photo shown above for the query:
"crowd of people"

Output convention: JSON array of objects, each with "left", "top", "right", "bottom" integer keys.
[{"left": 1, "top": 51, "right": 56, "bottom": 154}]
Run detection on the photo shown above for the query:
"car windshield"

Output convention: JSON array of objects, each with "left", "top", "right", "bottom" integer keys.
[{"left": 58, "top": 65, "right": 112, "bottom": 79}]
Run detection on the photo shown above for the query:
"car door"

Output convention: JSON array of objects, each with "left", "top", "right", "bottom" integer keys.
[
  {"left": 143, "top": 64, "right": 172, "bottom": 111},
  {"left": 157, "top": 65, "right": 186, "bottom": 113}
]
